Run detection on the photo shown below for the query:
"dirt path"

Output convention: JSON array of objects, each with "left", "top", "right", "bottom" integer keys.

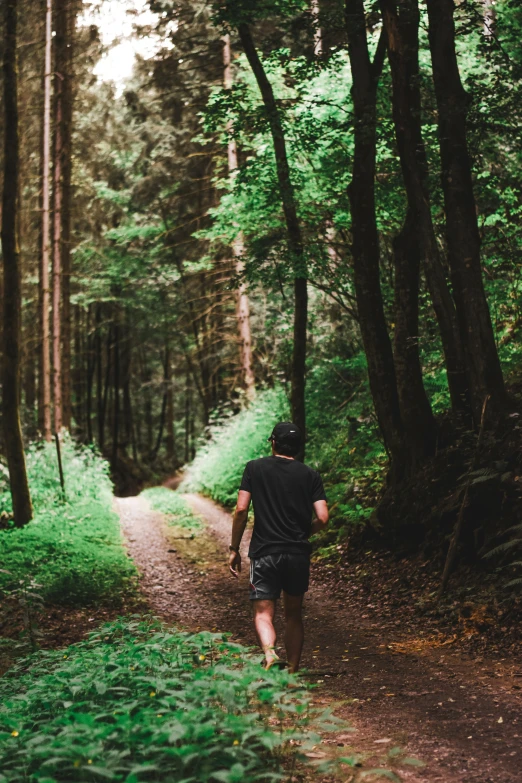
[{"left": 116, "top": 493, "right": 521, "bottom": 783}]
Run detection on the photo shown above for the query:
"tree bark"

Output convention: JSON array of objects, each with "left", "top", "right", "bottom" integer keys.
[
  {"left": 237, "top": 23, "right": 307, "bottom": 451},
  {"left": 392, "top": 211, "right": 436, "bottom": 464},
  {"left": 344, "top": 2, "right": 406, "bottom": 479},
  {"left": 184, "top": 363, "right": 191, "bottom": 463},
  {"left": 86, "top": 308, "right": 95, "bottom": 444},
  {"left": 57, "top": 0, "right": 76, "bottom": 430},
  {"left": 426, "top": 0, "right": 506, "bottom": 421},
  {"left": 111, "top": 322, "right": 120, "bottom": 469},
  {"left": 40, "top": 0, "right": 52, "bottom": 441},
  {"left": 52, "top": 0, "right": 66, "bottom": 434},
  {"left": 1, "top": 0, "right": 33, "bottom": 526},
  {"left": 223, "top": 35, "right": 256, "bottom": 403},
  {"left": 165, "top": 342, "right": 175, "bottom": 460},
  {"left": 380, "top": 0, "right": 469, "bottom": 422}
]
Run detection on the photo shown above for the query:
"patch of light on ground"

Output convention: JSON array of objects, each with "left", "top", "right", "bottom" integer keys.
[{"left": 79, "top": 0, "right": 175, "bottom": 92}]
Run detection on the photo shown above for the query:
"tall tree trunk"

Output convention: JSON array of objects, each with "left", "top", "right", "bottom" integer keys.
[
  {"left": 392, "top": 211, "right": 436, "bottom": 464},
  {"left": 52, "top": 0, "right": 66, "bottom": 434},
  {"left": 101, "top": 325, "right": 112, "bottom": 452},
  {"left": 57, "top": 0, "right": 76, "bottom": 430},
  {"left": 1, "top": 0, "right": 33, "bottom": 526},
  {"left": 72, "top": 304, "right": 84, "bottom": 432},
  {"left": 40, "top": 0, "right": 52, "bottom": 441},
  {"left": 344, "top": 2, "right": 406, "bottom": 479},
  {"left": 86, "top": 308, "right": 95, "bottom": 444},
  {"left": 311, "top": 0, "right": 322, "bottom": 57},
  {"left": 380, "top": 0, "right": 469, "bottom": 422},
  {"left": 121, "top": 322, "right": 133, "bottom": 453},
  {"left": 237, "top": 23, "right": 307, "bottom": 451},
  {"left": 426, "top": 0, "right": 506, "bottom": 421},
  {"left": 165, "top": 342, "right": 175, "bottom": 460},
  {"left": 111, "top": 322, "right": 120, "bottom": 469},
  {"left": 223, "top": 35, "right": 256, "bottom": 403},
  {"left": 184, "top": 364, "right": 191, "bottom": 464},
  {"left": 152, "top": 351, "right": 169, "bottom": 461}
]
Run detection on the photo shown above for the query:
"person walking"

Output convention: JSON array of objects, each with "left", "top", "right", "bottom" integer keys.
[{"left": 228, "top": 422, "right": 329, "bottom": 672}]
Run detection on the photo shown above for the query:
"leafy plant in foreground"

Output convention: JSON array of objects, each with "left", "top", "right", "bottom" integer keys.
[{"left": 0, "top": 617, "right": 317, "bottom": 783}]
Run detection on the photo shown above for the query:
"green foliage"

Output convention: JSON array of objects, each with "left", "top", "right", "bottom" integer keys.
[
  {"left": 140, "top": 488, "right": 203, "bottom": 531},
  {"left": 182, "top": 355, "right": 385, "bottom": 549},
  {"left": 0, "top": 438, "right": 135, "bottom": 606},
  {"left": 181, "top": 388, "right": 289, "bottom": 506},
  {"left": 0, "top": 617, "right": 312, "bottom": 783}
]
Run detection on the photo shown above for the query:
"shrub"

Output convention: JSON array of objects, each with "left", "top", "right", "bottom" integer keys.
[
  {"left": 0, "top": 618, "right": 313, "bottom": 783},
  {"left": 181, "top": 387, "right": 289, "bottom": 506},
  {"left": 0, "top": 437, "right": 136, "bottom": 606}
]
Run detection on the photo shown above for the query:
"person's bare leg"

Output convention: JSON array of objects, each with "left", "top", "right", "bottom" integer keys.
[
  {"left": 283, "top": 592, "right": 304, "bottom": 673},
  {"left": 253, "top": 599, "right": 279, "bottom": 666}
]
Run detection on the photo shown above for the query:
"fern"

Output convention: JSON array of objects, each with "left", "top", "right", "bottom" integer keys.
[{"left": 483, "top": 538, "right": 522, "bottom": 558}]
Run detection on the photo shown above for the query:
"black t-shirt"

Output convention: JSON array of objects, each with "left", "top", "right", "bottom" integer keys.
[{"left": 239, "top": 456, "right": 327, "bottom": 559}]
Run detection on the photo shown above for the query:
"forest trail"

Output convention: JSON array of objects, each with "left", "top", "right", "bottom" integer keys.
[{"left": 116, "top": 493, "right": 522, "bottom": 783}]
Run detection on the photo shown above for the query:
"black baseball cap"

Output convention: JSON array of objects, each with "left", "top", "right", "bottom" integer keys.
[{"left": 268, "top": 422, "right": 302, "bottom": 447}]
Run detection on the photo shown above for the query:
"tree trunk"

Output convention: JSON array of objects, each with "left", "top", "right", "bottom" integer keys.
[
  {"left": 344, "top": 2, "right": 406, "bottom": 479},
  {"left": 101, "top": 325, "right": 112, "bottom": 453},
  {"left": 57, "top": 0, "right": 76, "bottom": 430},
  {"left": 86, "top": 308, "right": 95, "bottom": 444},
  {"left": 121, "top": 323, "right": 133, "bottom": 453},
  {"left": 111, "top": 322, "right": 120, "bottom": 469},
  {"left": 311, "top": 0, "right": 323, "bottom": 57},
  {"left": 380, "top": 0, "right": 469, "bottom": 428},
  {"left": 40, "top": 0, "right": 52, "bottom": 441},
  {"left": 392, "top": 211, "right": 436, "bottom": 465},
  {"left": 165, "top": 342, "right": 175, "bottom": 460},
  {"left": 95, "top": 306, "right": 104, "bottom": 448},
  {"left": 1, "top": 0, "right": 33, "bottom": 526},
  {"left": 52, "top": 0, "right": 66, "bottom": 435},
  {"left": 223, "top": 35, "right": 256, "bottom": 403},
  {"left": 237, "top": 23, "right": 307, "bottom": 451},
  {"left": 426, "top": 0, "right": 506, "bottom": 421},
  {"left": 184, "top": 364, "right": 191, "bottom": 464}
]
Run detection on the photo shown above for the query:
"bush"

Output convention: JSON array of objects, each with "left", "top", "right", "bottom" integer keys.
[
  {"left": 0, "top": 437, "right": 136, "bottom": 606},
  {"left": 181, "top": 361, "right": 384, "bottom": 547},
  {"left": 181, "top": 387, "right": 289, "bottom": 506},
  {"left": 0, "top": 618, "right": 313, "bottom": 783}
]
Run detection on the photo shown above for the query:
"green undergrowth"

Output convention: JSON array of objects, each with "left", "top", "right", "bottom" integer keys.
[
  {"left": 140, "top": 488, "right": 203, "bottom": 531},
  {"left": 181, "top": 387, "right": 288, "bottom": 506},
  {"left": 0, "top": 436, "right": 135, "bottom": 607},
  {"left": 181, "top": 362, "right": 387, "bottom": 553},
  {"left": 0, "top": 617, "right": 325, "bottom": 783}
]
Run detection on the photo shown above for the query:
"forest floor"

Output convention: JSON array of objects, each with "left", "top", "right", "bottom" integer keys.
[{"left": 115, "top": 491, "right": 522, "bottom": 783}]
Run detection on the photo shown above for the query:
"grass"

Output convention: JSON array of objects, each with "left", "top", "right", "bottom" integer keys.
[
  {"left": 0, "top": 617, "right": 316, "bottom": 783},
  {"left": 180, "top": 387, "right": 288, "bottom": 506},
  {"left": 140, "top": 488, "right": 203, "bottom": 531},
  {"left": 0, "top": 436, "right": 136, "bottom": 607}
]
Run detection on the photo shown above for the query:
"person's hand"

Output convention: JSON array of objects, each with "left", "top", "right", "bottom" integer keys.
[{"left": 229, "top": 550, "right": 241, "bottom": 578}]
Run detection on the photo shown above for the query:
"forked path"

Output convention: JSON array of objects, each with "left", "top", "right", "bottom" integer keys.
[{"left": 116, "top": 493, "right": 521, "bottom": 783}]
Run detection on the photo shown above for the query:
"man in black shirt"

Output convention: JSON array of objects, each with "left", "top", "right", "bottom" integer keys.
[{"left": 229, "top": 422, "right": 329, "bottom": 672}]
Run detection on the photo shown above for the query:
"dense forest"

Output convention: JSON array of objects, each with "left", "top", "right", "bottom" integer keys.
[
  {"left": 1, "top": 1, "right": 522, "bottom": 779},
  {"left": 2, "top": 0, "right": 522, "bottom": 570}
]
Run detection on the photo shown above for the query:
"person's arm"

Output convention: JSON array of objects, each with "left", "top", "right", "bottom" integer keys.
[
  {"left": 229, "top": 489, "right": 251, "bottom": 577},
  {"left": 310, "top": 499, "right": 329, "bottom": 536}
]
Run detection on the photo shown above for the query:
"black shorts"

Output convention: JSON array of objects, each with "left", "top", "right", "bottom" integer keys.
[{"left": 249, "top": 553, "right": 310, "bottom": 601}]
